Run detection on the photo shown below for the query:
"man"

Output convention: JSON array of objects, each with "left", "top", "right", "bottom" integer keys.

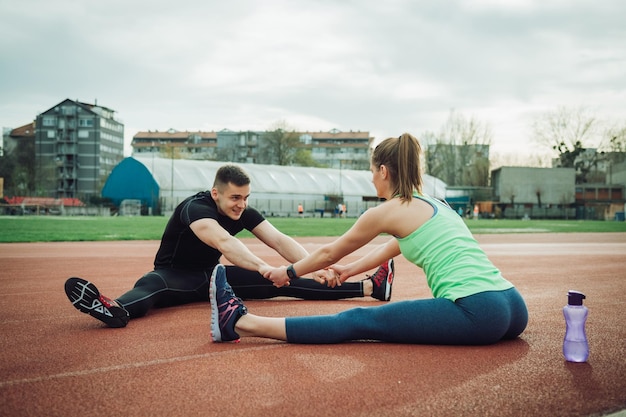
[{"left": 65, "top": 164, "right": 394, "bottom": 328}]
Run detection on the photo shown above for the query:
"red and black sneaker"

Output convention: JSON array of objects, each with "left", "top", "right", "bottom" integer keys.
[
  {"left": 64, "top": 277, "right": 129, "bottom": 328},
  {"left": 209, "top": 264, "right": 247, "bottom": 342},
  {"left": 368, "top": 259, "right": 394, "bottom": 301}
]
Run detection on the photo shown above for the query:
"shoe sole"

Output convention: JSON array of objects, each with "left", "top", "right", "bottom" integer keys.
[
  {"left": 209, "top": 266, "right": 222, "bottom": 342},
  {"left": 384, "top": 259, "right": 394, "bottom": 301},
  {"left": 65, "top": 277, "right": 129, "bottom": 328}
]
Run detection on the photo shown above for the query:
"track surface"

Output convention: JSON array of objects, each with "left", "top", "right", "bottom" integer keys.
[{"left": 1, "top": 233, "right": 625, "bottom": 417}]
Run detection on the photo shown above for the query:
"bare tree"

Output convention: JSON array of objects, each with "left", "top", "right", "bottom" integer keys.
[
  {"left": 532, "top": 106, "right": 598, "bottom": 151},
  {"left": 532, "top": 106, "right": 600, "bottom": 183},
  {"left": 490, "top": 151, "right": 551, "bottom": 170},
  {"left": 424, "top": 110, "right": 492, "bottom": 186},
  {"left": 257, "top": 121, "right": 302, "bottom": 166},
  {"left": 601, "top": 123, "right": 626, "bottom": 162}
]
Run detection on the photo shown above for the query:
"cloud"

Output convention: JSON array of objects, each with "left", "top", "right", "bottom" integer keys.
[{"left": 1, "top": 0, "right": 624, "bottom": 157}]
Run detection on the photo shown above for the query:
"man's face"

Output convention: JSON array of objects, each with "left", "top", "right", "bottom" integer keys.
[{"left": 211, "top": 182, "right": 251, "bottom": 220}]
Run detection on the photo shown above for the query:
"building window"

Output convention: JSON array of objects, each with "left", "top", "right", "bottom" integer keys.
[
  {"left": 78, "top": 119, "right": 94, "bottom": 127},
  {"left": 43, "top": 116, "right": 56, "bottom": 126},
  {"left": 62, "top": 106, "right": 76, "bottom": 116}
]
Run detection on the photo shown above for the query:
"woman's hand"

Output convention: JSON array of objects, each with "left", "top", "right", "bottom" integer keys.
[
  {"left": 328, "top": 263, "right": 354, "bottom": 284},
  {"left": 312, "top": 268, "right": 342, "bottom": 287}
]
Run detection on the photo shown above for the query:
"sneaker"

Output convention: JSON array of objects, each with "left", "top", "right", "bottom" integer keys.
[
  {"left": 64, "top": 277, "right": 130, "bottom": 328},
  {"left": 209, "top": 264, "right": 247, "bottom": 342},
  {"left": 369, "top": 259, "right": 394, "bottom": 301}
]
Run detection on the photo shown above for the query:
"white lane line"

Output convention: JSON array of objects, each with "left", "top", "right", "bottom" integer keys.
[{"left": 0, "top": 344, "right": 283, "bottom": 388}]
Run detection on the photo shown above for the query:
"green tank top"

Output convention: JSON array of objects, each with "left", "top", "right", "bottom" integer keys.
[{"left": 396, "top": 194, "right": 513, "bottom": 301}]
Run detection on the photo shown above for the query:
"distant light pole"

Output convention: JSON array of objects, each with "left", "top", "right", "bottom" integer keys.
[
  {"left": 339, "top": 159, "right": 343, "bottom": 196},
  {"left": 170, "top": 146, "right": 174, "bottom": 211}
]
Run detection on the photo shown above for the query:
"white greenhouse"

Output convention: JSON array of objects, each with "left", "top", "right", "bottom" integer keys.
[{"left": 102, "top": 156, "right": 447, "bottom": 217}]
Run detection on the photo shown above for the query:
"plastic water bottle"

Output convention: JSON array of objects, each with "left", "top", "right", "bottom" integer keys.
[{"left": 563, "top": 290, "right": 589, "bottom": 362}]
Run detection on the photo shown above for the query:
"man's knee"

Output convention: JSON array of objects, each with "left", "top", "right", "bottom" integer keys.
[{"left": 133, "top": 271, "right": 167, "bottom": 291}]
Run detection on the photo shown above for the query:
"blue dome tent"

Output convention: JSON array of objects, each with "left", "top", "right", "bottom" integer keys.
[{"left": 102, "top": 157, "right": 160, "bottom": 213}]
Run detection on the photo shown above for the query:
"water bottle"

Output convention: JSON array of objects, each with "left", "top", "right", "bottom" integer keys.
[{"left": 563, "top": 290, "right": 589, "bottom": 362}]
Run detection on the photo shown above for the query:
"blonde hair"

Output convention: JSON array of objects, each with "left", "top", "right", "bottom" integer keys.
[{"left": 371, "top": 133, "right": 423, "bottom": 201}]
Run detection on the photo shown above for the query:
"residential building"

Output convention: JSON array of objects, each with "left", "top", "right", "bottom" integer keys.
[
  {"left": 300, "top": 129, "right": 372, "bottom": 170},
  {"left": 575, "top": 183, "right": 625, "bottom": 219},
  {"left": 3, "top": 122, "right": 35, "bottom": 156},
  {"left": 35, "top": 99, "right": 124, "bottom": 200},
  {"left": 574, "top": 153, "right": 626, "bottom": 219},
  {"left": 131, "top": 128, "right": 372, "bottom": 170},
  {"left": 132, "top": 129, "right": 218, "bottom": 158},
  {"left": 550, "top": 148, "right": 626, "bottom": 219},
  {"left": 215, "top": 129, "right": 257, "bottom": 163}
]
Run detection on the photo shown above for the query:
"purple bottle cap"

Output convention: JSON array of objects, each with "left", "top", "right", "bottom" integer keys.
[{"left": 567, "top": 290, "right": 586, "bottom": 306}]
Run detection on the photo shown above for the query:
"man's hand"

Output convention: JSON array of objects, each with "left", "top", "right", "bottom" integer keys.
[{"left": 264, "top": 266, "right": 291, "bottom": 288}]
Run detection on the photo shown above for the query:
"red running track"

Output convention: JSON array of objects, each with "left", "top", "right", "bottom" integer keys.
[{"left": 0, "top": 233, "right": 625, "bottom": 417}]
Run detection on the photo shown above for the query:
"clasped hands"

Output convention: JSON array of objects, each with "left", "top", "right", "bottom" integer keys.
[{"left": 262, "top": 265, "right": 346, "bottom": 288}]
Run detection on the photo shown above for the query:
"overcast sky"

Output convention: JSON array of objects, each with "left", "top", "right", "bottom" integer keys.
[{"left": 1, "top": 0, "right": 624, "bottom": 158}]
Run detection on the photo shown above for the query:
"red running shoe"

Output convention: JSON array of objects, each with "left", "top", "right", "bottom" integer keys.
[{"left": 368, "top": 259, "right": 394, "bottom": 301}]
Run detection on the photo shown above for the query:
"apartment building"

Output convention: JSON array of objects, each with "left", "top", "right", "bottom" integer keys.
[
  {"left": 302, "top": 129, "right": 372, "bottom": 170},
  {"left": 35, "top": 98, "right": 124, "bottom": 200},
  {"left": 132, "top": 129, "right": 218, "bottom": 158},
  {"left": 131, "top": 128, "right": 372, "bottom": 170}
]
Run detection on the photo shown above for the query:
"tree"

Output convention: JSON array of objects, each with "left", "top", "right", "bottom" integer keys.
[
  {"left": 159, "top": 143, "right": 184, "bottom": 160},
  {"left": 601, "top": 123, "right": 626, "bottom": 163},
  {"left": 0, "top": 137, "right": 36, "bottom": 196},
  {"left": 423, "top": 110, "right": 492, "bottom": 186},
  {"left": 293, "top": 148, "right": 321, "bottom": 167},
  {"left": 532, "top": 106, "right": 599, "bottom": 184},
  {"left": 0, "top": 148, "right": 17, "bottom": 195},
  {"left": 257, "top": 121, "right": 302, "bottom": 166}
]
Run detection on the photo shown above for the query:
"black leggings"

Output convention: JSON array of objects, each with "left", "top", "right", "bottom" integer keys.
[{"left": 116, "top": 265, "right": 364, "bottom": 319}]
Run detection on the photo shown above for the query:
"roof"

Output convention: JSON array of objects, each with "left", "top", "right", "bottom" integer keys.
[
  {"left": 307, "top": 130, "right": 371, "bottom": 140},
  {"left": 130, "top": 156, "right": 447, "bottom": 200},
  {"left": 39, "top": 98, "right": 116, "bottom": 117},
  {"left": 133, "top": 130, "right": 218, "bottom": 140},
  {"left": 10, "top": 122, "right": 35, "bottom": 138},
  {"left": 131, "top": 129, "right": 371, "bottom": 141}
]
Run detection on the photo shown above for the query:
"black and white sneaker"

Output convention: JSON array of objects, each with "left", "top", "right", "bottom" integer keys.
[{"left": 64, "top": 277, "right": 129, "bottom": 328}]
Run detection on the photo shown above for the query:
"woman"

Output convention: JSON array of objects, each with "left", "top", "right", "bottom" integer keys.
[{"left": 210, "top": 133, "right": 528, "bottom": 344}]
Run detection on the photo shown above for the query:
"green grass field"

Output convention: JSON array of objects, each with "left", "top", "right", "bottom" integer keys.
[{"left": 1, "top": 215, "right": 625, "bottom": 243}]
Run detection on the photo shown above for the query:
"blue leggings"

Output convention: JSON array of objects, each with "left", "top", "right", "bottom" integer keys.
[{"left": 285, "top": 287, "right": 528, "bottom": 345}]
